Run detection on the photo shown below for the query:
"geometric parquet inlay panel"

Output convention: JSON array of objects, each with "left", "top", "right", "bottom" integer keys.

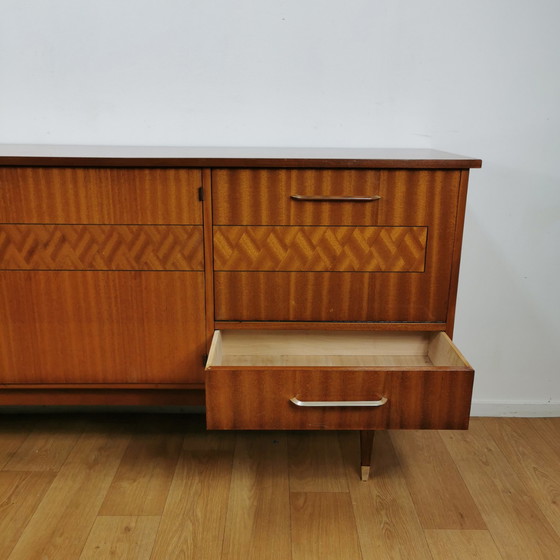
[
  {"left": 0, "top": 224, "right": 204, "bottom": 270},
  {"left": 214, "top": 226, "right": 427, "bottom": 272}
]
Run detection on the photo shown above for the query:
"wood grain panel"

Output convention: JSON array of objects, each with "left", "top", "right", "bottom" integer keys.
[
  {"left": 0, "top": 167, "right": 202, "bottom": 224},
  {"left": 215, "top": 271, "right": 451, "bottom": 322},
  {"left": 205, "top": 368, "right": 474, "bottom": 430},
  {"left": 214, "top": 225, "right": 427, "bottom": 272},
  {"left": 212, "top": 168, "right": 460, "bottom": 226},
  {"left": 0, "top": 224, "right": 203, "bottom": 270},
  {"left": 0, "top": 271, "right": 206, "bottom": 384}
]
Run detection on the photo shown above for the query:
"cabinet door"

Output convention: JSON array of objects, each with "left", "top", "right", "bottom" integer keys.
[
  {"left": 0, "top": 271, "right": 206, "bottom": 384},
  {"left": 0, "top": 168, "right": 205, "bottom": 385}
]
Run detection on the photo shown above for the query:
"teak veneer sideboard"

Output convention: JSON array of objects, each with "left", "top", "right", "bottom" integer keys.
[{"left": 0, "top": 146, "right": 481, "bottom": 480}]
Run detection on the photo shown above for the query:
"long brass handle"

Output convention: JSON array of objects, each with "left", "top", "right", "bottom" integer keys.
[
  {"left": 290, "top": 396, "right": 388, "bottom": 407},
  {"left": 290, "top": 194, "right": 381, "bottom": 202}
]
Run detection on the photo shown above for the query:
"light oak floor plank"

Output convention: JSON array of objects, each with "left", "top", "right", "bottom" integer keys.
[
  {"left": 527, "top": 417, "right": 560, "bottom": 456},
  {"left": 222, "top": 432, "right": 291, "bottom": 560},
  {"left": 0, "top": 416, "right": 38, "bottom": 469},
  {"left": 0, "top": 471, "right": 56, "bottom": 559},
  {"left": 149, "top": 450, "right": 233, "bottom": 560},
  {"left": 291, "top": 492, "right": 362, "bottom": 560},
  {"left": 7, "top": 421, "right": 130, "bottom": 560},
  {"left": 390, "top": 430, "right": 486, "bottom": 530},
  {"left": 425, "top": 530, "right": 503, "bottom": 560},
  {"left": 441, "top": 418, "right": 560, "bottom": 560},
  {"left": 79, "top": 516, "right": 160, "bottom": 560},
  {"left": 339, "top": 431, "right": 433, "bottom": 559},
  {"left": 2, "top": 415, "right": 84, "bottom": 472},
  {"left": 99, "top": 416, "right": 184, "bottom": 516},
  {"left": 483, "top": 417, "right": 560, "bottom": 536},
  {"left": 288, "top": 431, "right": 348, "bottom": 493}
]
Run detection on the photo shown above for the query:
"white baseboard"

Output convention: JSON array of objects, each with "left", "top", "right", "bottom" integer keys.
[{"left": 470, "top": 400, "right": 560, "bottom": 417}]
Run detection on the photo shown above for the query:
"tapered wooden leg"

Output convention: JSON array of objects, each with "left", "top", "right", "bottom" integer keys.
[{"left": 360, "top": 430, "right": 375, "bottom": 481}]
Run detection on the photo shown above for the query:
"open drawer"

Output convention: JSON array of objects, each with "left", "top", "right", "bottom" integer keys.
[{"left": 205, "top": 330, "right": 474, "bottom": 430}]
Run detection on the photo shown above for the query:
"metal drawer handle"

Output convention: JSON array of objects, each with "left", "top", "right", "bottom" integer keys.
[
  {"left": 290, "top": 396, "right": 388, "bottom": 407},
  {"left": 290, "top": 194, "right": 381, "bottom": 202}
]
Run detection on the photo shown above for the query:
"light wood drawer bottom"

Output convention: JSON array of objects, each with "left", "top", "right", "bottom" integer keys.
[{"left": 205, "top": 330, "right": 474, "bottom": 430}]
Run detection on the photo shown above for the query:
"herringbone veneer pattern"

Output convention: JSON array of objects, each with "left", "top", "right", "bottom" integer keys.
[
  {"left": 213, "top": 226, "right": 427, "bottom": 272},
  {"left": 0, "top": 224, "right": 204, "bottom": 270}
]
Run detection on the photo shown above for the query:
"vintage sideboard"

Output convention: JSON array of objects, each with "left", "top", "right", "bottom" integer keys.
[{"left": 0, "top": 146, "right": 481, "bottom": 479}]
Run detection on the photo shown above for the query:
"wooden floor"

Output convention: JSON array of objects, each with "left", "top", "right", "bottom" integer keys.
[{"left": 0, "top": 414, "right": 559, "bottom": 559}]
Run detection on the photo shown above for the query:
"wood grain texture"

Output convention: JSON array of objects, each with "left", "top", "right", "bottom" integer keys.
[
  {"left": 339, "top": 430, "right": 433, "bottom": 559},
  {"left": 0, "top": 389, "right": 205, "bottom": 406},
  {"left": 441, "top": 419, "right": 560, "bottom": 559},
  {"left": 0, "top": 471, "right": 56, "bottom": 559},
  {"left": 205, "top": 368, "right": 474, "bottom": 430},
  {"left": 390, "top": 430, "right": 486, "bottom": 530},
  {"left": 0, "top": 416, "right": 38, "bottom": 468},
  {"left": 0, "top": 167, "right": 202, "bottom": 224},
  {"left": 0, "top": 145, "right": 483, "bottom": 168},
  {"left": 79, "top": 516, "right": 160, "bottom": 560},
  {"left": 2, "top": 417, "right": 83, "bottom": 472},
  {"left": 6, "top": 423, "right": 130, "bottom": 560},
  {"left": 445, "top": 169, "right": 470, "bottom": 338},
  {"left": 99, "top": 418, "right": 184, "bottom": 516},
  {"left": 212, "top": 168, "right": 460, "bottom": 225},
  {"left": 149, "top": 450, "right": 233, "bottom": 560},
  {"left": 213, "top": 169, "right": 460, "bottom": 323},
  {"left": 290, "top": 492, "right": 362, "bottom": 560},
  {"left": 288, "top": 431, "right": 348, "bottom": 493},
  {"left": 214, "top": 225, "right": 427, "bottom": 272},
  {"left": 425, "top": 530, "right": 503, "bottom": 560},
  {"left": 0, "top": 224, "right": 203, "bottom": 271},
  {"left": 482, "top": 417, "right": 560, "bottom": 536},
  {"left": 0, "top": 271, "right": 206, "bottom": 384},
  {"left": 221, "top": 432, "right": 291, "bottom": 560}
]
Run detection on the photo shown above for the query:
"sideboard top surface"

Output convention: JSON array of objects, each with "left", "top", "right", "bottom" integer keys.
[{"left": 0, "top": 145, "right": 482, "bottom": 169}]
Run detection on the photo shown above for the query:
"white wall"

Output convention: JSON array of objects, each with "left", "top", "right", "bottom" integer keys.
[{"left": 1, "top": 0, "right": 559, "bottom": 415}]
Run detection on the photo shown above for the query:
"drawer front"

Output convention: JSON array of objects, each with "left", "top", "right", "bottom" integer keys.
[
  {"left": 0, "top": 167, "right": 202, "bottom": 224},
  {"left": 215, "top": 271, "right": 449, "bottom": 322},
  {"left": 214, "top": 226, "right": 427, "bottom": 272},
  {"left": 212, "top": 168, "right": 461, "bottom": 227},
  {"left": 205, "top": 367, "right": 474, "bottom": 430}
]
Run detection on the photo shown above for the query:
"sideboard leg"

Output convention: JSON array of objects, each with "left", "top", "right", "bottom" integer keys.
[{"left": 360, "top": 430, "right": 375, "bottom": 481}]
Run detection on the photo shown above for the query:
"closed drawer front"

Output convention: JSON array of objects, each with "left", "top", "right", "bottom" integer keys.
[
  {"left": 205, "top": 330, "right": 474, "bottom": 430},
  {"left": 214, "top": 225, "right": 427, "bottom": 272},
  {"left": 212, "top": 168, "right": 461, "bottom": 227},
  {"left": 0, "top": 168, "right": 202, "bottom": 224}
]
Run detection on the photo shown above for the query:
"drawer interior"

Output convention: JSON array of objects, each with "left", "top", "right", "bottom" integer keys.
[{"left": 207, "top": 330, "right": 470, "bottom": 369}]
